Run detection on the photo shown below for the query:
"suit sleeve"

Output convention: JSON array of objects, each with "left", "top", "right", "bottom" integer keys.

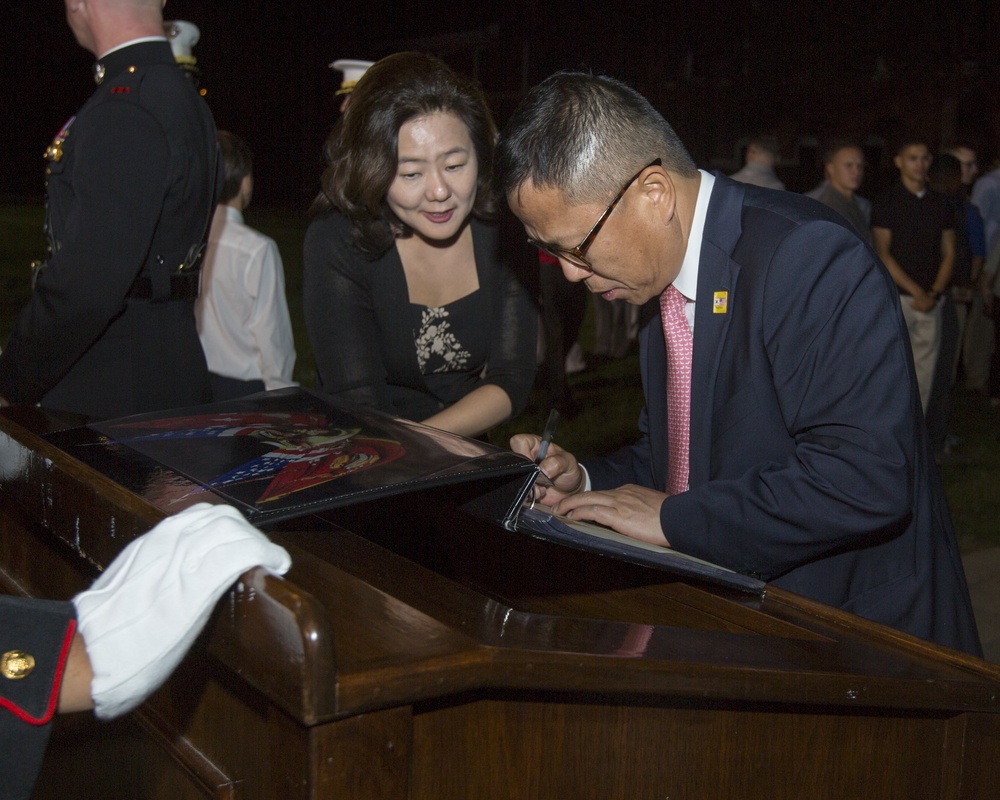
[
  {"left": 0, "top": 101, "right": 171, "bottom": 404},
  {"left": 0, "top": 597, "right": 77, "bottom": 800},
  {"left": 664, "top": 222, "right": 920, "bottom": 579}
]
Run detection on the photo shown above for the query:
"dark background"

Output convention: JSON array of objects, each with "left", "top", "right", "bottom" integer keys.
[{"left": 3, "top": 0, "right": 1000, "bottom": 211}]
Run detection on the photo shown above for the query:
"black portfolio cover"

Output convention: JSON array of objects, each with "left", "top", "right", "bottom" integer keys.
[{"left": 517, "top": 506, "right": 764, "bottom": 594}]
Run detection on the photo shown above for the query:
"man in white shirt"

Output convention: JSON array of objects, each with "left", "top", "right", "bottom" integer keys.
[{"left": 196, "top": 131, "right": 297, "bottom": 401}]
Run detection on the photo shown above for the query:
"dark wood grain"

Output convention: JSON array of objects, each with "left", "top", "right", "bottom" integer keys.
[{"left": 3, "top": 407, "right": 1000, "bottom": 798}]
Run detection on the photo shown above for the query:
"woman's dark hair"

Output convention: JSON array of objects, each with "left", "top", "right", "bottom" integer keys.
[{"left": 311, "top": 51, "right": 499, "bottom": 258}]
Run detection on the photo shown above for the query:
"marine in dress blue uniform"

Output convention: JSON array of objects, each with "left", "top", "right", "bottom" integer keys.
[
  {"left": 0, "top": 37, "right": 216, "bottom": 419},
  {"left": 0, "top": 597, "right": 76, "bottom": 800},
  {"left": 0, "top": 502, "right": 291, "bottom": 800}
]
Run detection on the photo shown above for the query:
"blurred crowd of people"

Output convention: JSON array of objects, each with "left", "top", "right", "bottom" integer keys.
[{"left": 729, "top": 132, "right": 1000, "bottom": 463}]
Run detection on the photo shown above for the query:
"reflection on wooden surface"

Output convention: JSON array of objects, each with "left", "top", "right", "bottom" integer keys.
[{"left": 2, "top": 406, "right": 1000, "bottom": 798}]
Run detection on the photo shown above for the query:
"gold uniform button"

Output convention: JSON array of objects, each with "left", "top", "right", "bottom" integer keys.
[{"left": 1, "top": 650, "right": 36, "bottom": 679}]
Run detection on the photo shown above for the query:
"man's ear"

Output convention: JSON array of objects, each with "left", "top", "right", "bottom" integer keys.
[{"left": 638, "top": 165, "right": 677, "bottom": 224}]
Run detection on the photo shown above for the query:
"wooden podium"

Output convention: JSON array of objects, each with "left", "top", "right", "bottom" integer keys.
[{"left": 2, "top": 406, "right": 1000, "bottom": 799}]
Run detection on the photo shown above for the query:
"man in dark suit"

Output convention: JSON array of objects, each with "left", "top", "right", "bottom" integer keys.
[
  {"left": 0, "top": 0, "right": 216, "bottom": 419},
  {"left": 500, "top": 72, "right": 981, "bottom": 656}
]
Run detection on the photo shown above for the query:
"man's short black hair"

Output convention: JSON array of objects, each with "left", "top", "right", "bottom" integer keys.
[
  {"left": 821, "top": 138, "right": 863, "bottom": 165},
  {"left": 894, "top": 135, "right": 928, "bottom": 157},
  {"left": 217, "top": 130, "right": 253, "bottom": 205}
]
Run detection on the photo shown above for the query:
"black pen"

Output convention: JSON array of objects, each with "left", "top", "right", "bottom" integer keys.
[{"left": 535, "top": 408, "right": 560, "bottom": 463}]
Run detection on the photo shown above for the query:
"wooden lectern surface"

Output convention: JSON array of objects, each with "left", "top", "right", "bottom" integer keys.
[{"left": 2, "top": 407, "right": 1000, "bottom": 799}]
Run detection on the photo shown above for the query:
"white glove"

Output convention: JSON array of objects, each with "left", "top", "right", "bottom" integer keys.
[{"left": 72, "top": 503, "right": 291, "bottom": 719}]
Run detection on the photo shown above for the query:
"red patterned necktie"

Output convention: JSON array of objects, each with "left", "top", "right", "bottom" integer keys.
[{"left": 660, "top": 284, "right": 692, "bottom": 496}]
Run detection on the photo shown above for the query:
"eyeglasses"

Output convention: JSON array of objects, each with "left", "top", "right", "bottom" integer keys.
[{"left": 528, "top": 158, "right": 662, "bottom": 270}]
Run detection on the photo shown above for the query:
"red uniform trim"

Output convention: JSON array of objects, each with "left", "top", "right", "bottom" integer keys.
[{"left": 0, "top": 618, "right": 76, "bottom": 725}]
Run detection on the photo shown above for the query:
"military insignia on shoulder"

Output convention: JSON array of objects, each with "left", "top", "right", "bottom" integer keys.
[{"left": 44, "top": 116, "right": 76, "bottom": 163}]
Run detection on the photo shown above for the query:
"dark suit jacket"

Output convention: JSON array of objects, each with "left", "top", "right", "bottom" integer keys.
[
  {"left": 0, "top": 597, "right": 76, "bottom": 800},
  {"left": 586, "top": 174, "right": 981, "bottom": 655},
  {"left": 0, "top": 41, "right": 215, "bottom": 419}
]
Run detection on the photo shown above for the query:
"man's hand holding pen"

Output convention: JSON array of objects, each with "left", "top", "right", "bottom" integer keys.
[
  {"left": 512, "top": 430, "right": 670, "bottom": 546},
  {"left": 510, "top": 433, "right": 587, "bottom": 505},
  {"left": 511, "top": 408, "right": 671, "bottom": 548}
]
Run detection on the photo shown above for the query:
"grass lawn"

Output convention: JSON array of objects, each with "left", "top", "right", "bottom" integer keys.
[{"left": 2, "top": 204, "right": 998, "bottom": 552}]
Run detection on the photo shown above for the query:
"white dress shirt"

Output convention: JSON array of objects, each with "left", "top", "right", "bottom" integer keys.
[
  {"left": 195, "top": 206, "right": 297, "bottom": 389},
  {"left": 671, "top": 169, "right": 716, "bottom": 330},
  {"left": 578, "top": 169, "right": 715, "bottom": 491}
]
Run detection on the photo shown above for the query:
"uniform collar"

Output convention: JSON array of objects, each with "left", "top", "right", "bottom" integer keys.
[{"left": 94, "top": 38, "right": 172, "bottom": 84}]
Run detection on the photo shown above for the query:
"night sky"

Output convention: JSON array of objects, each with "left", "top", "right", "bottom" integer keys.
[{"left": 3, "top": 1, "right": 999, "bottom": 210}]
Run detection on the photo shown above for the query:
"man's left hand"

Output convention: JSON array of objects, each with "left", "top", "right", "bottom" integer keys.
[
  {"left": 552, "top": 484, "right": 670, "bottom": 547},
  {"left": 909, "top": 291, "right": 937, "bottom": 313}
]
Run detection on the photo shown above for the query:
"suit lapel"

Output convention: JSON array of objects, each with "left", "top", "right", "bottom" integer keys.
[{"left": 688, "top": 176, "right": 744, "bottom": 487}]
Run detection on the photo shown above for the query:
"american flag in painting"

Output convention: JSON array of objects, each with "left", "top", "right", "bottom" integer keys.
[{"left": 106, "top": 411, "right": 405, "bottom": 503}]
